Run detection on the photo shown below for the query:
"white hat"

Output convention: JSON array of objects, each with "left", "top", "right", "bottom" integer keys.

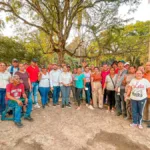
[{"left": 124, "top": 62, "right": 130, "bottom": 66}]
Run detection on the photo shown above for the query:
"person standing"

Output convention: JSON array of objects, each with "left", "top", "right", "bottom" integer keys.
[
  {"left": 59, "top": 66, "right": 72, "bottom": 108},
  {"left": 71, "top": 68, "right": 77, "bottom": 101},
  {"left": 112, "top": 61, "right": 119, "bottom": 74},
  {"left": 123, "top": 66, "right": 136, "bottom": 120},
  {"left": 0, "top": 62, "right": 11, "bottom": 115},
  {"left": 7, "top": 59, "right": 19, "bottom": 76},
  {"left": 26, "top": 58, "right": 40, "bottom": 108},
  {"left": 15, "top": 63, "right": 33, "bottom": 120},
  {"left": 38, "top": 65, "right": 50, "bottom": 108},
  {"left": 125, "top": 70, "right": 150, "bottom": 129},
  {"left": 115, "top": 61, "right": 127, "bottom": 117},
  {"left": 143, "top": 62, "right": 150, "bottom": 128},
  {"left": 75, "top": 67, "right": 86, "bottom": 110},
  {"left": 91, "top": 67, "right": 103, "bottom": 108},
  {"left": 101, "top": 64, "right": 110, "bottom": 104},
  {"left": 49, "top": 64, "right": 61, "bottom": 106},
  {"left": 103, "top": 67, "right": 117, "bottom": 113},
  {"left": 84, "top": 66, "right": 93, "bottom": 110}
]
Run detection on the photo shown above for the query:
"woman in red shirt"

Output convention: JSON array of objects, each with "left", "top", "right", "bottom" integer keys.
[{"left": 91, "top": 67, "right": 103, "bottom": 108}]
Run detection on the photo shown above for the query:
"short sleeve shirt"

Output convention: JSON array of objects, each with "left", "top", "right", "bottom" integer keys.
[
  {"left": 129, "top": 78, "right": 150, "bottom": 101},
  {"left": 75, "top": 74, "right": 85, "bottom": 88},
  {"left": 26, "top": 66, "right": 39, "bottom": 82},
  {"left": 15, "top": 71, "right": 30, "bottom": 90},
  {"left": 6, "top": 83, "right": 25, "bottom": 100},
  {"left": 105, "top": 75, "right": 117, "bottom": 91}
]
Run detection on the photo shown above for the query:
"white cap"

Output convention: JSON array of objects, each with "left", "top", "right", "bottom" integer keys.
[{"left": 124, "top": 62, "right": 130, "bottom": 66}]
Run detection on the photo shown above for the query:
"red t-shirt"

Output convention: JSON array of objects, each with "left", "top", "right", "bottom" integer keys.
[
  {"left": 91, "top": 73, "right": 102, "bottom": 82},
  {"left": 6, "top": 83, "right": 25, "bottom": 100},
  {"left": 101, "top": 70, "right": 110, "bottom": 88},
  {"left": 26, "top": 65, "right": 39, "bottom": 82}
]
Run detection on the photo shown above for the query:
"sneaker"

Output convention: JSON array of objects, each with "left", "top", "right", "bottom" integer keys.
[
  {"left": 86, "top": 104, "right": 89, "bottom": 107},
  {"left": 147, "top": 123, "right": 150, "bottom": 128},
  {"left": 130, "top": 123, "right": 138, "bottom": 128},
  {"left": 53, "top": 104, "right": 56, "bottom": 107},
  {"left": 138, "top": 125, "right": 143, "bottom": 129},
  {"left": 66, "top": 104, "right": 71, "bottom": 108},
  {"left": 88, "top": 105, "right": 94, "bottom": 110},
  {"left": 24, "top": 117, "right": 34, "bottom": 122},
  {"left": 34, "top": 103, "right": 40, "bottom": 108},
  {"left": 42, "top": 105, "right": 45, "bottom": 109},
  {"left": 15, "top": 122, "right": 23, "bottom": 128}
]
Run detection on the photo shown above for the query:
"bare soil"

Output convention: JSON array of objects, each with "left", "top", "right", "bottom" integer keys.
[{"left": 0, "top": 99, "right": 150, "bottom": 150}]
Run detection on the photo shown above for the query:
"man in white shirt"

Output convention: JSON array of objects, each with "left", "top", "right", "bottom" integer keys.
[{"left": 49, "top": 64, "right": 61, "bottom": 106}]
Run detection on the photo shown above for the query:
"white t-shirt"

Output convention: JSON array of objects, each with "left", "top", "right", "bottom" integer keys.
[
  {"left": 129, "top": 78, "right": 150, "bottom": 101},
  {"left": 39, "top": 73, "right": 50, "bottom": 88},
  {"left": 49, "top": 70, "right": 61, "bottom": 87},
  {"left": 0, "top": 71, "right": 11, "bottom": 88},
  {"left": 59, "top": 72, "right": 72, "bottom": 86}
]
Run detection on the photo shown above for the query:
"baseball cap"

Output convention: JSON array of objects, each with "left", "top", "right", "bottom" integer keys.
[
  {"left": 31, "top": 58, "right": 38, "bottom": 62},
  {"left": 41, "top": 65, "right": 47, "bottom": 69},
  {"left": 12, "top": 58, "right": 18, "bottom": 62},
  {"left": 124, "top": 62, "right": 130, "bottom": 66}
]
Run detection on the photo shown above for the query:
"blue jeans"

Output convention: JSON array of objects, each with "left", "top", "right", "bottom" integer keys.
[
  {"left": 0, "top": 88, "right": 6, "bottom": 115},
  {"left": 24, "top": 89, "right": 32, "bottom": 118},
  {"left": 85, "top": 82, "right": 92, "bottom": 104},
  {"left": 53, "top": 86, "right": 60, "bottom": 104},
  {"left": 29, "top": 82, "right": 39, "bottom": 104},
  {"left": 39, "top": 87, "right": 50, "bottom": 106},
  {"left": 60, "top": 86, "right": 71, "bottom": 105},
  {"left": 131, "top": 98, "right": 147, "bottom": 125},
  {"left": 8, "top": 100, "right": 22, "bottom": 123}
]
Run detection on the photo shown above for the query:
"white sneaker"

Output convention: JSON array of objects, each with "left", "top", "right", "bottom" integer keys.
[
  {"left": 86, "top": 104, "right": 89, "bottom": 107},
  {"left": 138, "top": 125, "right": 143, "bottom": 129},
  {"left": 34, "top": 103, "right": 40, "bottom": 108},
  {"left": 88, "top": 105, "right": 94, "bottom": 110}
]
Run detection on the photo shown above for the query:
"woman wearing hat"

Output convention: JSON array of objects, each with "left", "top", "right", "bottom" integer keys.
[{"left": 38, "top": 65, "right": 50, "bottom": 108}]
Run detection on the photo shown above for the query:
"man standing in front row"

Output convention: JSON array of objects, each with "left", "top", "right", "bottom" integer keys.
[
  {"left": 49, "top": 64, "right": 61, "bottom": 106},
  {"left": 27, "top": 58, "right": 40, "bottom": 108}
]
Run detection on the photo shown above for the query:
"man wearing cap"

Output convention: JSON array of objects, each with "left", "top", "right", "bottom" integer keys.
[
  {"left": 27, "top": 58, "right": 40, "bottom": 108},
  {"left": 124, "top": 62, "right": 130, "bottom": 71},
  {"left": 115, "top": 61, "right": 127, "bottom": 117},
  {"left": 7, "top": 59, "right": 19, "bottom": 76},
  {"left": 49, "top": 64, "right": 61, "bottom": 106}
]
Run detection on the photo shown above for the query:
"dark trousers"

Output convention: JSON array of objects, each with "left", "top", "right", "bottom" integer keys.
[
  {"left": 85, "top": 82, "right": 92, "bottom": 104},
  {"left": 0, "top": 88, "right": 6, "bottom": 115},
  {"left": 115, "top": 89, "right": 126, "bottom": 115},
  {"left": 75, "top": 88, "right": 83, "bottom": 106},
  {"left": 131, "top": 98, "right": 147, "bottom": 125},
  {"left": 103, "top": 89, "right": 107, "bottom": 104},
  {"left": 106, "top": 90, "right": 115, "bottom": 110}
]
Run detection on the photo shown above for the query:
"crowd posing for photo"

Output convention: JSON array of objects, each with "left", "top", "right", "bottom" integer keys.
[{"left": 0, "top": 58, "right": 150, "bottom": 129}]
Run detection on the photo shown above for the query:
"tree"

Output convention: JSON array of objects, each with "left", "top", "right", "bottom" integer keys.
[{"left": 0, "top": 0, "right": 140, "bottom": 63}]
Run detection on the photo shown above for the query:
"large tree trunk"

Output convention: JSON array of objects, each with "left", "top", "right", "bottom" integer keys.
[{"left": 58, "top": 51, "right": 65, "bottom": 64}]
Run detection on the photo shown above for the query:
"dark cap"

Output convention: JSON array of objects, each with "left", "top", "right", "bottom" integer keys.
[
  {"left": 31, "top": 58, "right": 38, "bottom": 63},
  {"left": 12, "top": 58, "right": 18, "bottom": 62},
  {"left": 118, "top": 60, "right": 125, "bottom": 64},
  {"left": 41, "top": 65, "right": 47, "bottom": 69}
]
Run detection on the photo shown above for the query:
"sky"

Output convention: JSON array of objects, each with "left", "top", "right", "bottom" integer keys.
[{"left": 1, "top": 0, "right": 150, "bottom": 38}]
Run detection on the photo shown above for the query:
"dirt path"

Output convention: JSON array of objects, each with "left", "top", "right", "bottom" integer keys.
[{"left": 0, "top": 101, "right": 150, "bottom": 150}]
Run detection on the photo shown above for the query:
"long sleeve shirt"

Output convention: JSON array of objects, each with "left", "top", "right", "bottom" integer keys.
[
  {"left": 49, "top": 69, "right": 61, "bottom": 87},
  {"left": 115, "top": 69, "right": 127, "bottom": 89}
]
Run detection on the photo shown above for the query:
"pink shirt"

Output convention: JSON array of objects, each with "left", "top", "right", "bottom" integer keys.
[{"left": 101, "top": 70, "right": 110, "bottom": 88}]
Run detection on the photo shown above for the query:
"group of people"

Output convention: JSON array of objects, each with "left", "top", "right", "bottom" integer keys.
[{"left": 0, "top": 58, "right": 150, "bottom": 129}]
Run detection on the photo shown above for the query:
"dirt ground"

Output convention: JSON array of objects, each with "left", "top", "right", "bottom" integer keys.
[{"left": 0, "top": 99, "right": 150, "bottom": 150}]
